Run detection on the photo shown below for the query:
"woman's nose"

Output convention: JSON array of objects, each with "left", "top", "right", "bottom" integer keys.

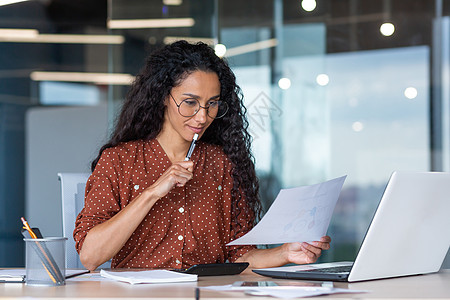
[{"left": 194, "top": 106, "right": 208, "bottom": 123}]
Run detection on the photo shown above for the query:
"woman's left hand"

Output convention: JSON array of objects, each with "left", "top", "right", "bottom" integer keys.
[
  {"left": 283, "top": 236, "right": 331, "bottom": 264},
  {"left": 236, "top": 235, "right": 331, "bottom": 273}
]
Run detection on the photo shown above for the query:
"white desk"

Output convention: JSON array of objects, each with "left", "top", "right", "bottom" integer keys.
[{"left": 1, "top": 269, "right": 449, "bottom": 299}]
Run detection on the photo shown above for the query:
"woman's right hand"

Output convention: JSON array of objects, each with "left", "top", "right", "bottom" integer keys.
[
  {"left": 79, "top": 160, "right": 194, "bottom": 271},
  {"left": 146, "top": 160, "right": 194, "bottom": 200}
]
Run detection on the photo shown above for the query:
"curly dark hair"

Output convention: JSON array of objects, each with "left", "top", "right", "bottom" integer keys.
[{"left": 92, "top": 40, "right": 261, "bottom": 228}]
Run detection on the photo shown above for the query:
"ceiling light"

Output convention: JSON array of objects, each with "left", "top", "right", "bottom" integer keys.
[
  {"left": 380, "top": 22, "right": 395, "bottom": 36},
  {"left": 163, "top": 0, "right": 182, "bottom": 5},
  {"left": 0, "top": 0, "right": 29, "bottom": 6},
  {"left": 0, "top": 28, "right": 38, "bottom": 38},
  {"left": 278, "top": 77, "right": 291, "bottom": 90},
  {"left": 316, "top": 74, "right": 329, "bottom": 86},
  {"left": 30, "top": 71, "right": 134, "bottom": 85},
  {"left": 214, "top": 44, "right": 227, "bottom": 57},
  {"left": 301, "top": 0, "right": 316, "bottom": 12},
  {"left": 352, "top": 121, "right": 364, "bottom": 132},
  {"left": 0, "top": 29, "right": 124, "bottom": 44},
  {"left": 108, "top": 18, "right": 195, "bottom": 29},
  {"left": 404, "top": 87, "right": 418, "bottom": 99},
  {"left": 224, "top": 39, "right": 277, "bottom": 57},
  {"left": 34, "top": 34, "right": 124, "bottom": 44}
]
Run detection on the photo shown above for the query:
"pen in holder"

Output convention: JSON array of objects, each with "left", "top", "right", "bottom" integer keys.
[{"left": 21, "top": 220, "right": 67, "bottom": 286}]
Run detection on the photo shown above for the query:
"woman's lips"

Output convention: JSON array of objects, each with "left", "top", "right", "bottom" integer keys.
[{"left": 188, "top": 126, "right": 203, "bottom": 134}]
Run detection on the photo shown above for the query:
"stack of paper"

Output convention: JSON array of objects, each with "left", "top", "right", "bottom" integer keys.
[{"left": 100, "top": 269, "right": 197, "bottom": 285}]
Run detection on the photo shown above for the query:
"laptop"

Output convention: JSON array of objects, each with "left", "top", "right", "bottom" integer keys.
[{"left": 253, "top": 171, "right": 450, "bottom": 282}]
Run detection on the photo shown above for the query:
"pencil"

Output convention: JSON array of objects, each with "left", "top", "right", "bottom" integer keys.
[{"left": 21, "top": 217, "right": 37, "bottom": 239}]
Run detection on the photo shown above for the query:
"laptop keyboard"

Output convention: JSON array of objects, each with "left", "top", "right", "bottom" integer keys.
[{"left": 297, "top": 265, "right": 352, "bottom": 273}]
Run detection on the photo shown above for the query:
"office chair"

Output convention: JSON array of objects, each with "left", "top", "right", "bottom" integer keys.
[{"left": 58, "top": 172, "right": 111, "bottom": 269}]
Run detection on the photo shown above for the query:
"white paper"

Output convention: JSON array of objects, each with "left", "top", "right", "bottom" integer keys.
[
  {"left": 227, "top": 176, "right": 346, "bottom": 245},
  {"left": 99, "top": 269, "right": 197, "bottom": 284},
  {"left": 201, "top": 285, "right": 367, "bottom": 299},
  {"left": 244, "top": 287, "right": 367, "bottom": 298}
]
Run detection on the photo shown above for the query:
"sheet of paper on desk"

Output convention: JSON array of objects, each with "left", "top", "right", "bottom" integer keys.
[
  {"left": 227, "top": 175, "right": 346, "bottom": 245},
  {"left": 244, "top": 287, "right": 367, "bottom": 298},
  {"left": 201, "top": 285, "right": 367, "bottom": 299},
  {"left": 100, "top": 269, "right": 197, "bottom": 284}
]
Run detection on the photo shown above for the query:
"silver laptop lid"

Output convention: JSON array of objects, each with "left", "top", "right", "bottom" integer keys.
[{"left": 349, "top": 171, "right": 450, "bottom": 282}]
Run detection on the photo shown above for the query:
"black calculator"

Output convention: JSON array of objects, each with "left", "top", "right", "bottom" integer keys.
[{"left": 173, "top": 262, "right": 249, "bottom": 276}]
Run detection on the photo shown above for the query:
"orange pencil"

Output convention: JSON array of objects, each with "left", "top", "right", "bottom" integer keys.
[{"left": 21, "top": 217, "right": 37, "bottom": 239}]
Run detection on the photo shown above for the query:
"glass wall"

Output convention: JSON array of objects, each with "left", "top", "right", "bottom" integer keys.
[
  {"left": 0, "top": 0, "right": 111, "bottom": 266},
  {"left": 217, "top": 0, "right": 436, "bottom": 261},
  {"left": 0, "top": 0, "right": 449, "bottom": 266}
]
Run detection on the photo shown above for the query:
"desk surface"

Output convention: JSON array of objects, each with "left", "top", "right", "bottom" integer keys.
[{"left": 1, "top": 269, "right": 449, "bottom": 299}]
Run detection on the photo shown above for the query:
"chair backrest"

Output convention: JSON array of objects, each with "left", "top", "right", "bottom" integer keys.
[{"left": 58, "top": 172, "right": 111, "bottom": 269}]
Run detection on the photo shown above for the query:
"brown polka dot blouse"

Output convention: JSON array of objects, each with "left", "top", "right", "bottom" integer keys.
[{"left": 74, "top": 139, "right": 256, "bottom": 269}]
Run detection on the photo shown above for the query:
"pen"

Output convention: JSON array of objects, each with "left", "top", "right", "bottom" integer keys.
[
  {"left": 185, "top": 133, "right": 199, "bottom": 161},
  {"left": 65, "top": 270, "right": 90, "bottom": 279},
  {"left": 195, "top": 287, "right": 200, "bottom": 300}
]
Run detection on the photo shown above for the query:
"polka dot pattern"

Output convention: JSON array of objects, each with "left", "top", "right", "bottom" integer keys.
[{"left": 74, "top": 139, "right": 256, "bottom": 269}]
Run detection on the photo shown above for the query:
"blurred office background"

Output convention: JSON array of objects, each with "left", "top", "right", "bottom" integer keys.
[{"left": 0, "top": 0, "right": 449, "bottom": 267}]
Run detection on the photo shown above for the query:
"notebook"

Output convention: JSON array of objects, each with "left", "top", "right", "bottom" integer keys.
[{"left": 253, "top": 171, "right": 450, "bottom": 282}]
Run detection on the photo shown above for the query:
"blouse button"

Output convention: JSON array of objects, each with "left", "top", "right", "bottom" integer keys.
[
  {"left": 176, "top": 259, "right": 181, "bottom": 264},
  {"left": 134, "top": 185, "right": 139, "bottom": 190},
  {"left": 218, "top": 185, "right": 222, "bottom": 191},
  {"left": 178, "top": 207, "right": 185, "bottom": 213},
  {"left": 178, "top": 235, "right": 183, "bottom": 241}
]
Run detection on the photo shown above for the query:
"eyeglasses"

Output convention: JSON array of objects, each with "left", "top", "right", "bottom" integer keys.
[{"left": 169, "top": 93, "right": 228, "bottom": 119}]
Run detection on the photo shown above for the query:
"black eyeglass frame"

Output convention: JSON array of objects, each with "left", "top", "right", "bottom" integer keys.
[{"left": 169, "top": 93, "right": 228, "bottom": 119}]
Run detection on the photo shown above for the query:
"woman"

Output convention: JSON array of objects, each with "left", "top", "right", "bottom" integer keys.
[{"left": 74, "top": 40, "right": 330, "bottom": 272}]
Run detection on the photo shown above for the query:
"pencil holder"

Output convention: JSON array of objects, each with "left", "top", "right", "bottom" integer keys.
[{"left": 24, "top": 237, "right": 67, "bottom": 286}]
